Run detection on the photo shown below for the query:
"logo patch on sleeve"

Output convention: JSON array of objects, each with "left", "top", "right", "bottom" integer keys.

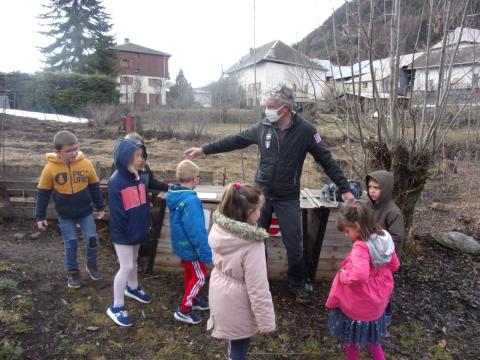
[{"left": 314, "top": 133, "right": 322, "bottom": 143}]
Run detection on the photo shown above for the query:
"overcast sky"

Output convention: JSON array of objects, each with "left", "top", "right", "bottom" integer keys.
[{"left": 0, "top": 0, "right": 343, "bottom": 87}]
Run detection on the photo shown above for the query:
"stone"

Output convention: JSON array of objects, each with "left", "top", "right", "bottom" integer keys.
[
  {"left": 86, "top": 326, "right": 100, "bottom": 332},
  {"left": 30, "top": 232, "right": 41, "bottom": 240},
  {"left": 432, "top": 231, "right": 480, "bottom": 254},
  {"left": 13, "top": 233, "right": 26, "bottom": 240}
]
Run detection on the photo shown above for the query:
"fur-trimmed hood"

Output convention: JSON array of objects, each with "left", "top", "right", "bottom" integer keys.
[
  {"left": 214, "top": 212, "right": 268, "bottom": 241},
  {"left": 209, "top": 212, "right": 268, "bottom": 256}
]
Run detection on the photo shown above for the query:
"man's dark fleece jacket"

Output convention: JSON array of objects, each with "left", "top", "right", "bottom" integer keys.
[{"left": 202, "top": 112, "right": 350, "bottom": 200}]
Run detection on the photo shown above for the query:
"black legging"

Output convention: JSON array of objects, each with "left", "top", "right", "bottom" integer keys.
[{"left": 228, "top": 338, "right": 251, "bottom": 360}]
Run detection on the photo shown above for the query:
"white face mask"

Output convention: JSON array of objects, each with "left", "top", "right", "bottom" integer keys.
[{"left": 265, "top": 104, "right": 286, "bottom": 123}]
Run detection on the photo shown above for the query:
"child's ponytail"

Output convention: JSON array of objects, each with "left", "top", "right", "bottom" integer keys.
[
  {"left": 218, "top": 182, "right": 263, "bottom": 222},
  {"left": 337, "top": 201, "right": 384, "bottom": 240}
]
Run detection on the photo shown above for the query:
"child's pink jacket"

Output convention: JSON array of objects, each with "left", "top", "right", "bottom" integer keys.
[{"left": 325, "top": 240, "right": 400, "bottom": 321}]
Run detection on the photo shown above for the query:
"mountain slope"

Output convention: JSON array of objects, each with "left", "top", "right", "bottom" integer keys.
[{"left": 295, "top": 0, "right": 480, "bottom": 64}]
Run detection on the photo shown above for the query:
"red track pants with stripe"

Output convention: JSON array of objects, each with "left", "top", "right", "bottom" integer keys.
[{"left": 180, "top": 260, "right": 207, "bottom": 313}]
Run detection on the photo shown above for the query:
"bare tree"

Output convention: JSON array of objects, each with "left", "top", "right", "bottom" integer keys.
[
  {"left": 132, "top": 76, "right": 143, "bottom": 112},
  {"left": 326, "top": 0, "right": 474, "bottom": 242}
]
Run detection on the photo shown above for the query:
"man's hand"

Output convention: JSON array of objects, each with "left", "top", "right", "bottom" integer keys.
[
  {"left": 183, "top": 147, "right": 204, "bottom": 160},
  {"left": 96, "top": 211, "right": 105, "bottom": 220},
  {"left": 341, "top": 191, "right": 356, "bottom": 204},
  {"left": 37, "top": 220, "right": 48, "bottom": 231}
]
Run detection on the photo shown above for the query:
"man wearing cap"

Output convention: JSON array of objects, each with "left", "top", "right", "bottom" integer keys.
[{"left": 184, "top": 85, "right": 354, "bottom": 304}]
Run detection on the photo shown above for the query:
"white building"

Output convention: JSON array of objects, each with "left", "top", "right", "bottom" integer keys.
[
  {"left": 193, "top": 88, "right": 212, "bottom": 108},
  {"left": 225, "top": 40, "right": 328, "bottom": 107},
  {"left": 412, "top": 44, "right": 480, "bottom": 92}
]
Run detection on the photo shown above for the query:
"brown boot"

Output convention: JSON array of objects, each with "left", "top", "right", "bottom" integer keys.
[
  {"left": 86, "top": 261, "right": 102, "bottom": 280},
  {"left": 67, "top": 269, "right": 81, "bottom": 288}
]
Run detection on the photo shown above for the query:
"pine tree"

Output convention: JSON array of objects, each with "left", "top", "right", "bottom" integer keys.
[
  {"left": 167, "top": 70, "right": 195, "bottom": 108},
  {"left": 39, "top": 0, "right": 117, "bottom": 75}
]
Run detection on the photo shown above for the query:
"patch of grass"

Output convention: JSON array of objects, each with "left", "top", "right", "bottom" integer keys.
[
  {"left": 107, "top": 339, "right": 123, "bottom": 350},
  {"left": 253, "top": 335, "right": 283, "bottom": 353},
  {"left": 12, "top": 297, "right": 34, "bottom": 316},
  {"left": 0, "top": 278, "right": 19, "bottom": 291},
  {"left": 0, "top": 308, "right": 32, "bottom": 334},
  {"left": 153, "top": 342, "right": 196, "bottom": 360},
  {"left": 426, "top": 342, "right": 454, "bottom": 360},
  {"left": 299, "top": 337, "right": 322, "bottom": 355},
  {"left": 9, "top": 321, "right": 33, "bottom": 334},
  {"left": 89, "top": 312, "right": 111, "bottom": 327},
  {"left": 0, "top": 309, "right": 21, "bottom": 325},
  {"left": 73, "top": 343, "right": 98, "bottom": 356},
  {"left": 73, "top": 300, "right": 90, "bottom": 316},
  {"left": 39, "top": 284, "right": 55, "bottom": 294},
  {"left": 393, "top": 321, "right": 427, "bottom": 350},
  {"left": 56, "top": 338, "right": 72, "bottom": 353},
  {"left": 0, "top": 340, "right": 24, "bottom": 360},
  {"left": 0, "top": 260, "right": 11, "bottom": 272}
]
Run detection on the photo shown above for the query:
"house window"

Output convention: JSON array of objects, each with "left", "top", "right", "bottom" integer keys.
[
  {"left": 148, "top": 78, "right": 162, "bottom": 87},
  {"left": 248, "top": 83, "right": 261, "bottom": 95},
  {"left": 428, "top": 79, "right": 434, "bottom": 90},
  {"left": 292, "top": 84, "right": 297, "bottom": 92},
  {"left": 121, "top": 76, "right": 132, "bottom": 85},
  {"left": 121, "top": 59, "right": 129, "bottom": 69},
  {"left": 472, "top": 73, "right": 479, "bottom": 88},
  {"left": 451, "top": 78, "right": 460, "bottom": 87},
  {"left": 304, "top": 84, "right": 308, "bottom": 93},
  {"left": 362, "top": 82, "right": 368, "bottom": 89}
]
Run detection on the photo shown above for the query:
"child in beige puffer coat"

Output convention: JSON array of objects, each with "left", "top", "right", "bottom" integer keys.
[{"left": 207, "top": 182, "right": 275, "bottom": 360}]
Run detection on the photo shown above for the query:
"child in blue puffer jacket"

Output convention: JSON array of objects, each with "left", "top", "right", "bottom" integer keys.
[
  {"left": 166, "top": 160, "right": 212, "bottom": 325},
  {"left": 106, "top": 139, "right": 153, "bottom": 327}
]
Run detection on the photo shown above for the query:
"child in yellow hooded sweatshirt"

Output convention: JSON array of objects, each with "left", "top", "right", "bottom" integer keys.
[{"left": 35, "top": 130, "right": 105, "bottom": 288}]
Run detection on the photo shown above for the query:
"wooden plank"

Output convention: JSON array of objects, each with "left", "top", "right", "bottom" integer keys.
[
  {"left": 322, "top": 236, "right": 351, "bottom": 247},
  {"left": 0, "top": 180, "right": 38, "bottom": 190},
  {"left": 6, "top": 189, "right": 37, "bottom": 197},
  {"left": 319, "top": 247, "right": 351, "bottom": 260}
]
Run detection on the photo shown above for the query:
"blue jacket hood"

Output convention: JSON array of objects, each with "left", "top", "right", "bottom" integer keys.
[
  {"left": 113, "top": 139, "right": 144, "bottom": 177},
  {"left": 166, "top": 185, "right": 196, "bottom": 210}
]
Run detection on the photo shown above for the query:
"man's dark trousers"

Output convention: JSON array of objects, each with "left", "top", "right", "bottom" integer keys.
[{"left": 259, "top": 198, "right": 306, "bottom": 288}]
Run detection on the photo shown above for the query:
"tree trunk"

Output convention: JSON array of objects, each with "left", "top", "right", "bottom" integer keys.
[{"left": 391, "top": 145, "right": 431, "bottom": 239}]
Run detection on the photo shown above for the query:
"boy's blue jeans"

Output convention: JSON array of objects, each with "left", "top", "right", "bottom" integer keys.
[{"left": 59, "top": 214, "right": 98, "bottom": 271}]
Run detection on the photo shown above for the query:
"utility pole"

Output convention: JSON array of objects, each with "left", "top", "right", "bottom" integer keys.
[{"left": 253, "top": 0, "right": 258, "bottom": 107}]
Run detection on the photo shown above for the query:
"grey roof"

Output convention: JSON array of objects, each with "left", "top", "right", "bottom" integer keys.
[
  {"left": 226, "top": 40, "right": 326, "bottom": 73},
  {"left": 412, "top": 44, "right": 480, "bottom": 69},
  {"left": 315, "top": 59, "right": 372, "bottom": 80},
  {"left": 432, "top": 27, "right": 480, "bottom": 49},
  {"left": 114, "top": 42, "right": 171, "bottom": 57}
]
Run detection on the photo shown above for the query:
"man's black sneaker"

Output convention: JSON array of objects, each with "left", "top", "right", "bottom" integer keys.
[{"left": 290, "top": 285, "right": 312, "bottom": 304}]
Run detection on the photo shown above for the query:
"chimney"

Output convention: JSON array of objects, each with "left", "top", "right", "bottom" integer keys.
[
  {"left": 249, "top": 48, "right": 254, "bottom": 56},
  {"left": 124, "top": 38, "right": 130, "bottom": 44}
]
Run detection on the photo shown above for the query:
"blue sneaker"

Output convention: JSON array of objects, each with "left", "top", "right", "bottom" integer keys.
[
  {"left": 125, "top": 286, "right": 152, "bottom": 304},
  {"left": 107, "top": 305, "right": 133, "bottom": 327},
  {"left": 192, "top": 298, "right": 209, "bottom": 311},
  {"left": 174, "top": 308, "right": 202, "bottom": 325}
]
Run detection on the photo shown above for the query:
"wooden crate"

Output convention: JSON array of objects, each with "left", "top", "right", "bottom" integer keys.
[
  {"left": 0, "top": 168, "right": 351, "bottom": 281},
  {"left": 154, "top": 186, "right": 351, "bottom": 281}
]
